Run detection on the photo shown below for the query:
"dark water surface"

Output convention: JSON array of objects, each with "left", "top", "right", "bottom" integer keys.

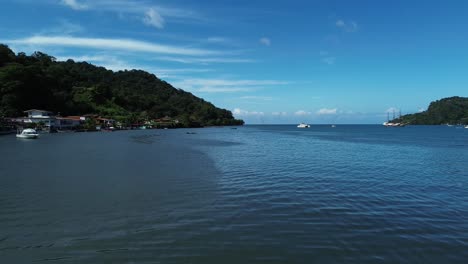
[{"left": 1, "top": 125, "right": 468, "bottom": 263}]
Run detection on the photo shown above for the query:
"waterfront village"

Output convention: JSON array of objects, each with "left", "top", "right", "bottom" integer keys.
[{"left": 0, "top": 109, "right": 180, "bottom": 134}]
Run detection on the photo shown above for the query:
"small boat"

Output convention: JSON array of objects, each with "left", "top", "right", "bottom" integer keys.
[
  {"left": 465, "top": 125, "right": 468, "bottom": 129},
  {"left": 297, "top": 123, "right": 310, "bottom": 128},
  {"left": 331, "top": 125, "right": 336, "bottom": 128},
  {"left": 16, "top": 128, "right": 39, "bottom": 139}
]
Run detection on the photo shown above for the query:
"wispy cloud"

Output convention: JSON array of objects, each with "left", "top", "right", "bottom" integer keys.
[
  {"left": 55, "top": 54, "right": 132, "bottom": 70},
  {"left": 259, "top": 37, "right": 271, "bottom": 46},
  {"left": 240, "top": 96, "right": 273, "bottom": 101},
  {"left": 58, "top": 0, "right": 202, "bottom": 29},
  {"left": 143, "top": 8, "right": 165, "bottom": 29},
  {"left": 272, "top": 111, "right": 288, "bottom": 116},
  {"left": 294, "top": 110, "right": 311, "bottom": 116},
  {"left": 321, "top": 57, "right": 336, "bottom": 65},
  {"left": 61, "top": 0, "right": 88, "bottom": 10},
  {"left": 336, "top": 19, "right": 358, "bottom": 32},
  {"left": 233, "top": 108, "right": 265, "bottom": 116},
  {"left": 55, "top": 54, "right": 215, "bottom": 78},
  {"left": 198, "top": 87, "right": 252, "bottom": 93},
  {"left": 156, "top": 56, "right": 254, "bottom": 64},
  {"left": 178, "top": 79, "right": 287, "bottom": 86},
  {"left": 40, "top": 20, "right": 84, "bottom": 35},
  {"left": 319, "top": 50, "right": 335, "bottom": 65},
  {"left": 206, "top": 37, "right": 228, "bottom": 43},
  {"left": 317, "top": 108, "right": 337, "bottom": 115},
  {"left": 7, "top": 35, "right": 219, "bottom": 56},
  {"left": 171, "top": 78, "right": 287, "bottom": 93}
]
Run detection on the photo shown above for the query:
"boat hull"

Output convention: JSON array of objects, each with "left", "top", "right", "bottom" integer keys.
[{"left": 16, "top": 134, "right": 39, "bottom": 139}]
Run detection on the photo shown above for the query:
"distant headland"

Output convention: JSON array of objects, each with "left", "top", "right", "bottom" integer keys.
[
  {"left": 0, "top": 44, "right": 244, "bottom": 129},
  {"left": 394, "top": 96, "right": 468, "bottom": 125}
]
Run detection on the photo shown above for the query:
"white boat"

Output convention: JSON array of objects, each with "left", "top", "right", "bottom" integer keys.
[
  {"left": 297, "top": 123, "right": 310, "bottom": 128},
  {"left": 383, "top": 121, "right": 403, "bottom": 127},
  {"left": 465, "top": 125, "right": 468, "bottom": 129},
  {"left": 383, "top": 110, "right": 406, "bottom": 127},
  {"left": 16, "top": 128, "right": 39, "bottom": 139}
]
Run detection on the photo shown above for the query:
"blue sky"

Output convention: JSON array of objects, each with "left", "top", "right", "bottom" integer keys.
[{"left": 2, "top": 0, "right": 468, "bottom": 123}]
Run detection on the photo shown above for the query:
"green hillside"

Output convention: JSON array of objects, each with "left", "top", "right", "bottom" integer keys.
[
  {"left": 398, "top": 96, "right": 468, "bottom": 125},
  {"left": 0, "top": 44, "right": 243, "bottom": 127}
]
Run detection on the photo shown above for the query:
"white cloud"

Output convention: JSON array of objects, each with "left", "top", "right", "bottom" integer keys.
[
  {"left": 156, "top": 56, "right": 254, "bottom": 64},
  {"left": 61, "top": 0, "right": 88, "bottom": 10},
  {"left": 55, "top": 54, "right": 136, "bottom": 71},
  {"left": 174, "top": 78, "right": 287, "bottom": 87},
  {"left": 171, "top": 78, "right": 286, "bottom": 93},
  {"left": 336, "top": 19, "right": 358, "bottom": 32},
  {"left": 336, "top": 20, "right": 345, "bottom": 27},
  {"left": 417, "top": 107, "right": 425, "bottom": 113},
  {"left": 240, "top": 96, "right": 273, "bottom": 101},
  {"left": 272, "top": 112, "right": 288, "bottom": 116},
  {"left": 143, "top": 8, "right": 165, "bottom": 29},
  {"left": 207, "top": 37, "right": 227, "bottom": 43},
  {"left": 151, "top": 68, "right": 214, "bottom": 74},
  {"left": 55, "top": 54, "right": 214, "bottom": 78},
  {"left": 295, "top": 110, "right": 311, "bottom": 116},
  {"left": 317, "top": 108, "right": 337, "bottom": 115},
  {"left": 7, "top": 35, "right": 219, "bottom": 56},
  {"left": 322, "top": 57, "right": 336, "bottom": 65},
  {"left": 233, "top": 108, "right": 264, "bottom": 116},
  {"left": 198, "top": 87, "right": 251, "bottom": 93},
  {"left": 259, "top": 37, "right": 271, "bottom": 46},
  {"left": 58, "top": 0, "right": 201, "bottom": 28}
]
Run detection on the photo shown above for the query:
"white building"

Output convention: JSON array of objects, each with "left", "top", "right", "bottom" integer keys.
[{"left": 17, "top": 109, "right": 57, "bottom": 128}]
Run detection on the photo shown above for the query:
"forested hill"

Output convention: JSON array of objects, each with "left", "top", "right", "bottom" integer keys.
[
  {"left": 397, "top": 96, "right": 468, "bottom": 125},
  {"left": 0, "top": 44, "right": 243, "bottom": 127}
]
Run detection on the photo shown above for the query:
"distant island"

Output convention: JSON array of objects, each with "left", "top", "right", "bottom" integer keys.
[
  {"left": 0, "top": 44, "right": 244, "bottom": 128},
  {"left": 394, "top": 96, "right": 468, "bottom": 125}
]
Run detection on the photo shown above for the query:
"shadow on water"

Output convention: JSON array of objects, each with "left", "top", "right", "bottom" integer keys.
[{"left": 0, "top": 130, "right": 225, "bottom": 263}]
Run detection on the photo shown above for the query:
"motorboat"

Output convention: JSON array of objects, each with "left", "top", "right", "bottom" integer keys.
[
  {"left": 465, "top": 125, "right": 468, "bottom": 129},
  {"left": 16, "top": 128, "right": 39, "bottom": 139},
  {"left": 297, "top": 123, "right": 310, "bottom": 128}
]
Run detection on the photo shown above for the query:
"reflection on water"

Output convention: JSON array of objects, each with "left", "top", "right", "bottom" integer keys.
[{"left": 0, "top": 126, "right": 467, "bottom": 263}]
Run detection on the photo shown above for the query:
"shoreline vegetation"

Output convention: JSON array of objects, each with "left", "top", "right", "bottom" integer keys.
[
  {"left": 391, "top": 96, "right": 468, "bottom": 125},
  {"left": 0, "top": 44, "right": 244, "bottom": 130}
]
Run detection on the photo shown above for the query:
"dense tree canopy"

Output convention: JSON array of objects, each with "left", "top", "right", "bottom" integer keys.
[
  {"left": 0, "top": 44, "right": 243, "bottom": 127},
  {"left": 398, "top": 96, "right": 468, "bottom": 125}
]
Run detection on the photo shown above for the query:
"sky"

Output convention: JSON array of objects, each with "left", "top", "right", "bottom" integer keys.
[{"left": 1, "top": 0, "right": 468, "bottom": 124}]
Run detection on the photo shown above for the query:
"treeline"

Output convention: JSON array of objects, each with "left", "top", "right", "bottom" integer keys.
[
  {"left": 0, "top": 44, "right": 244, "bottom": 127},
  {"left": 398, "top": 96, "right": 468, "bottom": 125}
]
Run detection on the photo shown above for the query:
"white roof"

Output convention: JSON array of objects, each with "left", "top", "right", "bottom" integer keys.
[{"left": 24, "top": 109, "right": 53, "bottom": 113}]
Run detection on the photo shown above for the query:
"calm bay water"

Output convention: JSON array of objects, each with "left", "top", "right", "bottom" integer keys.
[{"left": 1, "top": 125, "right": 468, "bottom": 263}]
